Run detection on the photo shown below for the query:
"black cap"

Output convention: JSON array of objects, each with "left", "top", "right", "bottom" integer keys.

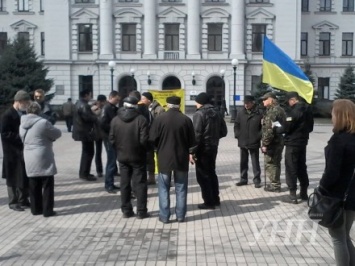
[
  {"left": 195, "top": 92, "right": 210, "bottom": 105},
  {"left": 123, "top": 96, "right": 139, "bottom": 105},
  {"left": 142, "top": 92, "right": 153, "bottom": 102},
  {"left": 261, "top": 92, "right": 277, "bottom": 100},
  {"left": 166, "top": 96, "right": 181, "bottom": 105},
  {"left": 244, "top": 95, "right": 255, "bottom": 103},
  {"left": 285, "top": 91, "right": 299, "bottom": 100}
]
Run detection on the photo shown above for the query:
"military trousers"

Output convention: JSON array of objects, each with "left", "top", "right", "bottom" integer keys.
[{"left": 264, "top": 144, "right": 284, "bottom": 188}]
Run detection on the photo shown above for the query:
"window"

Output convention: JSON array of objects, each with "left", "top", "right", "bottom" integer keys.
[
  {"left": 252, "top": 24, "right": 266, "bottom": 52},
  {"left": 18, "top": 0, "right": 29, "bottom": 11},
  {"left": 79, "top": 75, "right": 93, "bottom": 93},
  {"left": 301, "top": 32, "right": 308, "bottom": 56},
  {"left": 250, "top": 0, "right": 270, "bottom": 3},
  {"left": 0, "top": 32, "right": 7, "bottom": 55},
  {"left": 78, "top": 24, "right": 93, "bottom": 52},
  {"left": 40, "top": 0, "right": 43, "bottom": 11},
  {"left": 343, "top": 0, "right": 355, "bottom": 11},
  {"left": 251, "top": 75, "right": 261, "bottom": 95},
  {"left": 342, "top": 33, "right": 353, "bottom": 56},
  {"left": 317, "top": 77, "right": 330, "bottom": 99},
  {"left": 165, "top": 24, "right": 179, "bottom": 51},
  {"left": 0, "top": 0, "right": 4, "bottom": 11},
  {"left": 319, "top": 32, "right": 330, "bottom": 56},
  {"left": 320, "top": 0, "right": 331, "bottom": 11},
  {"left": 301, "top": 0, "right": 309, "bottom": 11},
  {"left": 41, "top": 32, "right": 45, "bottom": 56},
  {"left": 122, "top": 24, "right": 136, "bottom": 52},
  {"left": 208, "top": 24, "right": 222, "bottom": 51},
  {"left": 18, "top": 32, "right": 29, "bottom": 44},
  {"left": 75, "top": 0, "right": 95, "bottom": 2}
]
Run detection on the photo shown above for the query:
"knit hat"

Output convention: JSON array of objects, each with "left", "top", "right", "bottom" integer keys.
[
  {"left": 285, "top": 91, "right": 299, "bottom": 100},
  {"left": 97, "top": 94, "right": 107, "bottom": 102},
  {"left": 14, "top": 90, "right": 30, "bottom": 101},
  {"left": 142, "top": 92, "right": 153, "bottom": 102},
  {"left": 123, "top": 96, "right": 139, "bottom": 108},
  {"left": 195, "top": 92, "right": 210, "bottom": 105},
  {"left": 166, "top": 96, "right": 181, "bottom": 105}
]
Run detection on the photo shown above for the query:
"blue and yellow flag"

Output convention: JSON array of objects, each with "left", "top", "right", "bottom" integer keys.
[{"left": 262, "top": 36, "right": 314, "bottom": 104}]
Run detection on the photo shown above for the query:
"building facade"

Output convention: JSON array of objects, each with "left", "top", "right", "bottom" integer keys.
[{"left": 0, "top": 0, "right": 354, "bottom": 111}]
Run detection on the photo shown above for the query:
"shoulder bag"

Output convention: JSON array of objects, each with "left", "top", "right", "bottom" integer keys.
[{"left": 308, "top": 170, "right": 355, "bottom": 228}]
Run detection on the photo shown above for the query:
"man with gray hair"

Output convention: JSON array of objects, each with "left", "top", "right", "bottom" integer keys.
[
  {"left": 149, "top": 96, "right": 196, "bottom": 223},
  {"left": 1, "top": 90, "right": 31, "bottom": 211},
  {"left": 109, "top": 96, "right": 149, "bottom": 219}
]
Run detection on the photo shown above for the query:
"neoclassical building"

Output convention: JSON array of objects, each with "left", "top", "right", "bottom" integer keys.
[{"left": 0, "top": 0, "right": 354, "bottom": 112}]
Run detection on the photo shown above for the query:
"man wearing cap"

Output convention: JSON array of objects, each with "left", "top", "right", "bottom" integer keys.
[
  {"left": 234, "top": 95, "right": 263, "bottom": 188},
  {"left": 278, "top": 91, "right": 314, "bottom": 203},
  {"left": 72, "top": 89, "right": 99, "bottom": 181},
  {"left": 149, "top": 96, "right": 195, "bottom": 223},
  {"left": 191, "top": 92, "right": 227, "bottom": 209},
  {"left": 1, "top": 90, "right": 31, "bottom": 211},
  {"left": 141, "top": 92, "right": 165, "bottom": 185},
  {"left": 261, "top": 92, "right": 286, "bottom": 192},
  {"left": 109, "top": 96, "right": 150, "bottom": 219}
]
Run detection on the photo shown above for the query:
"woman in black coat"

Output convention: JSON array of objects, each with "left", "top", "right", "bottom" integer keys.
[{"left": 319, "top": 99, "right": 355, "bottom": 266}]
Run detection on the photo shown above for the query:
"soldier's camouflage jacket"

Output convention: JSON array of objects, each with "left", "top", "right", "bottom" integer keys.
[{"left": 261, "top": 104, "right": 286, "bottom": 147}]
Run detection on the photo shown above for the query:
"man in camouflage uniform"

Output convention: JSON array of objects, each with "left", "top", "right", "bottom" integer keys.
[{"left": 261, "top": 92, "right": 286, "bottom": 192}]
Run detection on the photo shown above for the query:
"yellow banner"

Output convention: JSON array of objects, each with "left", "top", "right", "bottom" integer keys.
[{"left": 148, "top": 89, "right": 185, "bottom": 113}]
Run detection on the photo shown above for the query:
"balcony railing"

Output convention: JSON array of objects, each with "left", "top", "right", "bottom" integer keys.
[{"left": 164, "top": 51, "right": 179, "bottom": 60}]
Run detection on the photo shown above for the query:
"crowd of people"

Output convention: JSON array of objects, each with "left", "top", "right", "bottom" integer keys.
[{"left": 1, "top": 88, "right": 355, "bottom": 266}]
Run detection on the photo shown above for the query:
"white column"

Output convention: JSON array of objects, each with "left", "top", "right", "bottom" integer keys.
[
  {"left": 99, "top": 0, "right": 113, "bottom": 59},
  {"left": 143, "top": 0, "right": 157, "bottom": 59},
  {"left": 187, "top": 0, "right": 200, "bottom": 59},
  {"left": 230, "top": 0, "right": 244, "bottom": 59}
]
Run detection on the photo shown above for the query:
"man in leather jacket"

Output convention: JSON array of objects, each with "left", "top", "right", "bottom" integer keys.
[
  {"left": 191, "top": 92, "right": 228, "bottom": 209},
  {"left": 72, "top": 89, "right": 98, "bottom": 181}
]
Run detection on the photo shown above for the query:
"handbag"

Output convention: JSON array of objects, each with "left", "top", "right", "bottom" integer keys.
[{"left": 308, "top": 170, "right": 355, "bottom": 229}]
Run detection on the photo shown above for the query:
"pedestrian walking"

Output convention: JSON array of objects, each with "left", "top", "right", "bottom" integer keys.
[{"left": 62, "top": 98, "right": 75, "bottom": 132}]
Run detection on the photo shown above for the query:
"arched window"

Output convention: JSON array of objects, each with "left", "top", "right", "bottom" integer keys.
[
  {"left": 206, "top": 76, "right": 225, "bottom": 108},
  {"left": 162, "top": 76, "right": 181, "bottom": 90},
  {"left": 118, "top": 75, "right": 137, "bottom": 105}
]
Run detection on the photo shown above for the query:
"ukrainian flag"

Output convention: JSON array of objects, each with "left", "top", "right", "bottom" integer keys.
[{"left": 262, "top": 36, "right": 314, "bottom": 104}]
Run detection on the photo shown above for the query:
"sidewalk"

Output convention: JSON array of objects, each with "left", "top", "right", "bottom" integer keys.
[{"left": 0, "top": 121, "right": 345, "bottom": 265}]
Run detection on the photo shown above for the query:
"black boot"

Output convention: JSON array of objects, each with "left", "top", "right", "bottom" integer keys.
[
  {"left": 298, "top": 187, "right": 308, "bottom": 201},
  {"left": 283, "top": 190, "right": 298, "bottom": 204}
]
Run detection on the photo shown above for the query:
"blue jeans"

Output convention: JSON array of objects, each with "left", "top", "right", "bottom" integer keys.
[
  {"left": 103, "top": 138, "right": 117, "bottom": 189},
  {"left": 328, "top": 210, "right": 355, "bottom": 266},
  {"left": 158, "top": 171, "right": 188, "bottom": 221}
]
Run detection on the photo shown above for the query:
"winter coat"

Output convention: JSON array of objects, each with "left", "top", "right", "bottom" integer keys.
[
  {"left": 234, "top": 105, "right": 262, "bottom": 149},
  {"left": 319, "top": 132, "right": 355, "bottom": 211},
  {"left": 192, "top": 104, "right": 227, "bottom": 152},
  {"left": 39, "top": 101, "right": 57, "bottom": 125},
  {"left": 282, "top": 101, "right": 314, "bottom": 146},
  {"left": 109, "top": 107, "right": 148, "bottom": 163},
  {"left": 62, "top": 101, "right": 75, "bottom": 117},
  {"left": 149, "top": 108, "right": 196, "bottom": 172},
  {"left": 1, "top": 107, "right": 28, "bottom": 188},
  {"left": 72, "top": 98, "right": 98, "bottom": 142},
  {"left": 20, "top": 114, "right": 62, "bottom": 177}
]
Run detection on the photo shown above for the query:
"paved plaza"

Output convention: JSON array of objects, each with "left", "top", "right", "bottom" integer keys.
[{"left": 0, "top": 119, "right": 351, "bottom": 265}]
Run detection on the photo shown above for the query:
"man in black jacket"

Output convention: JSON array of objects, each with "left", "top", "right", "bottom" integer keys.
[
  {"left": 149, "top": 96, "right": 195, "bottom": 223},
  {"left": 72, "top": 89, "right": 98, "bottom": 181},
  {"left": 281, "top": 91, "right": 314, "bottom": 204},
  {"left": 100, "top": 91, "right": 121, "bottom": 193},
  {"left": 234, "top": 95, "right": 263, "bottom": 188},
  {"left": 109, "top": 96, "right": 149, "bottom": 219},
  {"left": 192, "top": 92, "right": 228, "bottom": 209}
]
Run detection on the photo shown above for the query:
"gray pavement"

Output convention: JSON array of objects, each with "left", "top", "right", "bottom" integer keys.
[{"left": 0, "top": 120, "right": 349, "bottom": 265}]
